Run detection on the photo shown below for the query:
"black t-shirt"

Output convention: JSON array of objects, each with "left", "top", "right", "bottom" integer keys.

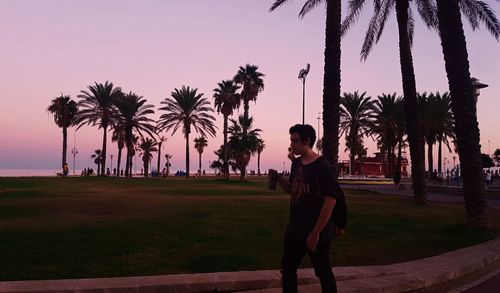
[{"left": 286, "top": 156, "right": 340, "bottom": 241}]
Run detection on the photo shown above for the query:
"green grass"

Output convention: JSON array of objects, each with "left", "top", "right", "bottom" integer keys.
[{"left": 0, "top": 176, "right": 498, "bottom": 281}]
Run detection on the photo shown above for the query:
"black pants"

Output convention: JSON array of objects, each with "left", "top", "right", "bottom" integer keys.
[{"left": 281, "top": 234, "right": 337, "bottom": 293}]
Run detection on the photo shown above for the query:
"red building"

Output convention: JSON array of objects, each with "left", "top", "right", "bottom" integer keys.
[{"left": 339, "top": 152, "right": 409, "bottom": 178}]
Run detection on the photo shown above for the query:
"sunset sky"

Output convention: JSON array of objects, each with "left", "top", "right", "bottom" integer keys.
[{"left": 0, "top": 0, "right": 498, "bottom": 173}]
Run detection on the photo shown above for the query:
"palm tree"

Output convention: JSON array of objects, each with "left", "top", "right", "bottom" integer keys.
[
  {"left": 433, "top": 92, "right": 455, "bottom": 175},
  {"left": 417, "top": 92, "right": 437, "bottom": 177},
  {"left": 158, "top": 86, "right": 217, "bottom": 178},
  {"left": 435, "top": 0, "right": 499, "bottom": 227},
  {"left": 270, "top": 0, "right": 342, "bottom": 178},
  {"left": 155, "top": 135, "right": 168, "bottom": 176},
  {"left": 212, "top": 145, "right": 237, "bottom": 175},
  {"left": 340, "top": 91, "right": 374, "bottom": 174},
  {"left": 213, "top": 80, "right": 241, "bottom": 179},
  {"left": 228, "top": 115, "right": 262, "bottom": 180},
  {"left": 371, "top": 93, "right": 405, "bottom": 178},
  {"left": 165, "top": 154, "right": 173, "bottom": 176},
  {"left": 91, "top": 149, "right": 102, "bottom": 176},
  {"left": 233, "top": 64, "right": 264, "bottom": 136},
  {"left": 194, "top": 136, "right": 209, "bottom": 174},
  {"left": 127, "top": 134, "right": 140, "bottom": 177},
  {"left": 256, "top": 138, "right": 266, "bottom": 176},
  {"left": 47, "top": 94, "right": 78, "bottom": 171},
  {"left": 76, "top": 81, "right": 122, "bottom": 176},
  {"left": 114, "top": 92, "right": 156, "bottom": 177},
  {"left": 342, "top": 0, "right": 438, "bottom": 204},
  {"left": 111, "top": 123, "right": 126, "bottom": 176},
  {"left": 138, "top": 138, "right": 158, "bottom": 177}
]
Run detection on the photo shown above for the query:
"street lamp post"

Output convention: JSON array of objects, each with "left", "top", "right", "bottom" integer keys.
[
  {"left": 298, "top": 63, "right": 311, "bottom": 125},
  {"left": 110, "top": 154, "right": 114, "bottom": 174},
  {"left": 71, "top": 129, "right": 78, "bottom": 175}
]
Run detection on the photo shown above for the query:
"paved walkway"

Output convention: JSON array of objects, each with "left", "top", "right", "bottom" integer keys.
[
  {"left": 462, "top": 270, "right": 500, "bottom": 293},
  {"left": 240, "top": 236, "right": 500, "bottom": 293},
  {"left": 342, "top": 184, "right": 500, "bottom": 210}
]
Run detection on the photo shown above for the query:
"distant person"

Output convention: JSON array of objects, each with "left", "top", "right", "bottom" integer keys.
[
  {"left": 106, "top": 168, "right": 111, "bottom": 176},
  {"left": 63, "top": 163, "right": 69, "bottom": 177},
  {"left": 485, "top": 170, "right": 492, "bottom": 186},
  {"left": 268, "top": 124, "right": 346, "bottom": 293},
  {"left": 113, "top": 168, "right": 117, "bottom": 176},
  {"left": 120, "top": 169, "right": 124, "bottom": 176},
  {"left": 393, "top": 170, "right": 401, "bottom": 189},
  {"left": 432, "top": 169, "right": 438, "bottom": 185}
]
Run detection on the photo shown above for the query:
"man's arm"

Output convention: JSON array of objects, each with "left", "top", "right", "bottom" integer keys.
[
  {"left": 307, "top": 160, "right": 338, "bottom": 251},
  {"left": 277, "top": 175, "right": 292, "bottom": 195},
  {"left": 306, "top": 197, "right": 336, "bottom": 251}
]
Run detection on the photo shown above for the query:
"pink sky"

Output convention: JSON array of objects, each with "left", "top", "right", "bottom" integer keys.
[{"left": 0, "top": 0, "right": 498, "bottom": 173}]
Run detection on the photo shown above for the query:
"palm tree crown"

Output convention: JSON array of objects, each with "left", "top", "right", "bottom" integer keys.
[
  {"left": 213, "top": 80, "right": 241, "bottom": 117},
  {"left": 138, "top": 138, "right": 158, "bottom": 177},
  {"left": 342, "top": 0, "right": 438, "bottom": 60},
  {"left": 47, "top": 94, "right": 79, "bottom": 129},
  {"left": 76, "top": 81, "right": 123, "bottom": 175},
  {"left": 340, "top": 91, "right": 374, "bottom": 174},
  {"left": 158, "top": 86, "right": 217, "bottom": 138},
  {"left": 158, "top": 86, "right": 217, "bottom": 178},
  {"left": 114, "top": 92, "right": 156, "bottom": 177},
  {"left": 47, "top": 94, "right": 78, "bottom": 169}
]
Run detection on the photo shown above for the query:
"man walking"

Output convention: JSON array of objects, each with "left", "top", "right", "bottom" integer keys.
[{"left": 270, "top": 124, "right": 346, "bottom": 293}]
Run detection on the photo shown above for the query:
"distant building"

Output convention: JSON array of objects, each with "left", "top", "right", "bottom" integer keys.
[{"left": 339, "top": 152, "right": 409, "bottom": 178}]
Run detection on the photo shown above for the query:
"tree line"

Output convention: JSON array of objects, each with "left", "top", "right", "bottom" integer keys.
[{"left": 47, "top": 64, "right": 266, "bottom": 180}]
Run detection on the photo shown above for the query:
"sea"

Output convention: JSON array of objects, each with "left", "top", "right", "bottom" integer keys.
[{"left": 0, "top": 169, "right": 75, "bottom": 177}]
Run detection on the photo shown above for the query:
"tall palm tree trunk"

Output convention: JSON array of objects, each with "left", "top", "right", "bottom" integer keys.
[
  {"left": 185, "top": 132, "right": 190, "bottom": 179},
  {"left": 129, "top": 153, "right": 134, "bottom": 177},
  {"left": 124, "top": 149, "right": 130, "bottom": 177},
  {"left": 157, "top": 142, "right": 162, "bottom": 176},
  {"left": 144, "top": 159, "right": 148, "bottom": 177},
  {"left": 223, "top": 115, "right": 229, "bottom": 180},
  {"left": 198, "top": 151, "right": 202, "bottom": 174},
  {"left": 322, "top": 0, "right": 342, "bottom": 178},
  {"left": 438, "top": 139, "right": 442, "bottom": 175},
  {"left": 428, "top": 142, "right": 433, "bottom": 175},
  {"left": 117, "top": 146, "right": 122, "bottom": 177},
  {"left": 243, "top": 101, "right": 249, "bottom": 136},
  {"left": 395, "top": 0, "right": 427, "bottom": 204},
  {"left": 387, "top": 148, "right": 395, "bottom": 178},
  {"left": 436, "top": 0, "right": 489, "bottom": 228},
  {"left": 350, "top": 152, "right": 355, "bottom": 175},
  {"left": 395, "top": 140, "right": 403, "bottom": 180},
  {"left": 62, "top": 126, "right": 68, "bottom": 169},
  {"left": 242, "top": 102, "right": 249, "bottom": 178},
  {"left": 257, "top": 152, "right": 261, "bottom": 176},
  {"left": 101, "top": 126, "right": 108, "bottom": 176}
]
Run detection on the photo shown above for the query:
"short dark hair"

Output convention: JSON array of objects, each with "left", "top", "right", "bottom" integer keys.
[{"left": 289, "top": 124, "right": 316, "bottom": 148}]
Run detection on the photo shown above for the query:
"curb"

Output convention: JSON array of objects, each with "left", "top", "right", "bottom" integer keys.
[{"left": 1, "top": 237, "right": 499, "bottom": 293}]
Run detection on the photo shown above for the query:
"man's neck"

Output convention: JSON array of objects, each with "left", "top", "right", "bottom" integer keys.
[{"left": 300, "top": 149, "right": 319, "bottom": 164}]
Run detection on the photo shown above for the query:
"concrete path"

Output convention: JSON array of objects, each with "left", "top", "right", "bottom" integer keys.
[
  {"left": 342, "top": 184, "right": 500, "bottom": 210},
  {"left": 240, "top": 236, "right": 500, "bottom": 293}
]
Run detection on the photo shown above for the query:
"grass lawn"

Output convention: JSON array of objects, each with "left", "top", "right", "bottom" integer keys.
[{"left": 0, "top": 176, "right": 498, "bottom": 281}]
